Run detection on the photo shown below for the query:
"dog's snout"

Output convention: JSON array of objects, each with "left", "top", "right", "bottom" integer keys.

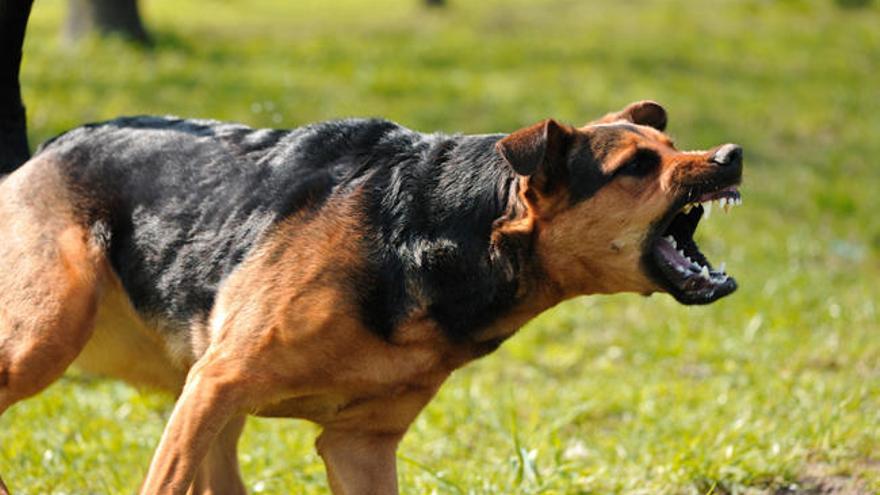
[{"left": 710, "top": 144, "right": 743, "bottom": 167}]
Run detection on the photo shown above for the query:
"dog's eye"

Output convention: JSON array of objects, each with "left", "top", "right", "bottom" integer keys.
[{"left": 617, "top": 149, "right": 661, "bottom": 177}]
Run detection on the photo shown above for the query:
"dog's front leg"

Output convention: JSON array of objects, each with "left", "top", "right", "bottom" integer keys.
[
  {"left": 316, "top": 428, "right": 403, "bottom": 495},
  {"left": 316, "top": 428, "right": 404, "bottom": 495},
  {"left": 187, "top": 414, "right": 247, "bottom": 495},
  {"left": 140, "top": 357, "right": 254, "bottom": 495}
]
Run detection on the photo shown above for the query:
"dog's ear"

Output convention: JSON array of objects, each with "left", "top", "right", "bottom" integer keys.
[
  {"left": 496, "top": 119, "right": 572, "bottom": 195},
  {"left": 591, "top": 100, "right": 667, "bottom": 131}
]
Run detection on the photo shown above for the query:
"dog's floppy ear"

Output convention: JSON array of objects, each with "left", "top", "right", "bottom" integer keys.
[
  {"left": 591, "top": 100, "right": 667, "bottom": 131},
  {"left": 496, "top": 119, "right": 572, "bottom": 194}
]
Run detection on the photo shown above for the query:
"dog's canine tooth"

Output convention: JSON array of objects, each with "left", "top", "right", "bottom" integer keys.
[
  {"left": 718, "top": 261, "right": 726, "bottom": 273},
  {"left": 700, "top": 265, "right": 710, "bottom": 280},
  {"left": 703, "top": 201, "right": 712, "bottom": 218}
]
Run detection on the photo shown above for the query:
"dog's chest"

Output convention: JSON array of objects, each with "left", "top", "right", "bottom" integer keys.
[{"left": 251, "top": 316, "right": 478, "bottom": 428}]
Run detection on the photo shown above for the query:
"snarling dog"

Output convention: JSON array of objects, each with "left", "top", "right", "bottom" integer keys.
[{"left": 0, "top": 101, "right": 742, "bottom": 494}]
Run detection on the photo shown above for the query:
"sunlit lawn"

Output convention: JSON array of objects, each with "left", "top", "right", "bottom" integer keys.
[{"left": 2, "top": 0, "right": 879, "bottom": 493}]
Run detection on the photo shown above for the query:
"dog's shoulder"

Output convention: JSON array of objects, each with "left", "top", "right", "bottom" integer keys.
[{"left": 38, "top": 115, "right": 408, "bottom": 169}]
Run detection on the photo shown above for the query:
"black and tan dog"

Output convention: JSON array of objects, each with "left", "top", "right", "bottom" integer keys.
[{"left": 0, "top": 101, "right": 742, "bottom": 494}]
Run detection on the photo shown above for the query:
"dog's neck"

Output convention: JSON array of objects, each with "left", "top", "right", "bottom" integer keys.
[
  {"left": 415, "top": 134, "right": 564, "bottom": 345},
  {"left": 467, "top": 174, "right": 569, "bottom": 346},
  {"left": 355, "top": 132, "right": 542, "bottom": 344}
]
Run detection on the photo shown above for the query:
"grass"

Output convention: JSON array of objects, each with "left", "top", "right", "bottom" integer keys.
[{"left": 2, "top": 0, "right": 880, "bottom": 493}]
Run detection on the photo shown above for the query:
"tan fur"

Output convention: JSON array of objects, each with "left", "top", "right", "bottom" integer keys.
[
  {"left": 535, "top": 163, "right": 670, "bottom": 297},
  {"left": 0, "top": 159, "right": 103, "bottom": 412},
  {"left": 74, "top": 271, "right": 187, "bottom": 393}
]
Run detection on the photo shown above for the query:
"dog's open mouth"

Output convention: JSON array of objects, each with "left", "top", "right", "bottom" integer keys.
[{"left": 647, "top": 186, "right": 742, "bottom": 304}]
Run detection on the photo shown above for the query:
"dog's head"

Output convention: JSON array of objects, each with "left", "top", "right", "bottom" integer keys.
[{"left": 496, "top": 101, "right": 742, "bottom": 305}]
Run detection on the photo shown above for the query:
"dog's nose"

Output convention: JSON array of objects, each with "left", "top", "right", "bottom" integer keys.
[{"left": 710, "top": 144, "right": 743, "bottom": 167}]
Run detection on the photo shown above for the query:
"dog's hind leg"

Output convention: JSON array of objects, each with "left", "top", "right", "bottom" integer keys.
[{"left": 0, "top": 160, "right": 104, "bottom": 491}]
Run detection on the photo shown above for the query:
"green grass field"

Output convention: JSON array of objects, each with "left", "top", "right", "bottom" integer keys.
[{"left": 2, "top": 0, "right": 879, "bottom": 493}]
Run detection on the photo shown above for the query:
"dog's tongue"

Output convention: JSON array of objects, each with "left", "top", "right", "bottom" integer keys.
[{"left": 654, "top": 237, "right": 692, "bottom": 273}]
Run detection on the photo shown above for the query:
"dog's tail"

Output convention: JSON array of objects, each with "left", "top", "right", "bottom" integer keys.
[{"left": 0, "top": 0, "right": 35, "bottom": 175}]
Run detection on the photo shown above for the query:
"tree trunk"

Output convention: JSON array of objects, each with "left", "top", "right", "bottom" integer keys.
[
  {"left": 65, "top": 0, "right": 151, "bottom": 45},
  {"left": 0, "top": 0, "right": 34, "bottom": 174}
]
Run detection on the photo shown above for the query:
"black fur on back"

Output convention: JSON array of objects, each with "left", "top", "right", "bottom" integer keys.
[{"left": 38, "top": 116, "right": 531, "bottom": 342}]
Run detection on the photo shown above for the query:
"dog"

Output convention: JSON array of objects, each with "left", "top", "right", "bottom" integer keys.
[{"left": 0, "top": 101, "right": 742, "bottom": 494}]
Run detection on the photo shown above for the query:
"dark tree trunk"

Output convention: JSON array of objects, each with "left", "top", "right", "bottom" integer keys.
[
  {"left": 0, "top": 0, "right": 34, "bottom": 174},
  {"left": 425, "top": 0, "right": 446, "bottom": 6},
  {"left": 65, "top": 0, "right": 151, "bottom": 45}
]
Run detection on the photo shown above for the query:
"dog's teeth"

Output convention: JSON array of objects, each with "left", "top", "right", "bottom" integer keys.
[
  {"left": 682, "top": 204, "right": 693, "bottom": 214},
  {"left": 664, "top": 235, "right": 677, "bottom": 248},
  {"left": 719, "top": 261, "right": 726, "bottom": 273},
  {"left": 703, "top": 202, "right": 712, "bottom": 218},
  {"left": 700, "top": 265, "right": 710, "bottom": 280}
]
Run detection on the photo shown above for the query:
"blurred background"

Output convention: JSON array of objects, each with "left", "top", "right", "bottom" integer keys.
[{"left": 2, "top": 0, "right": 879, "bottom": 493}]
